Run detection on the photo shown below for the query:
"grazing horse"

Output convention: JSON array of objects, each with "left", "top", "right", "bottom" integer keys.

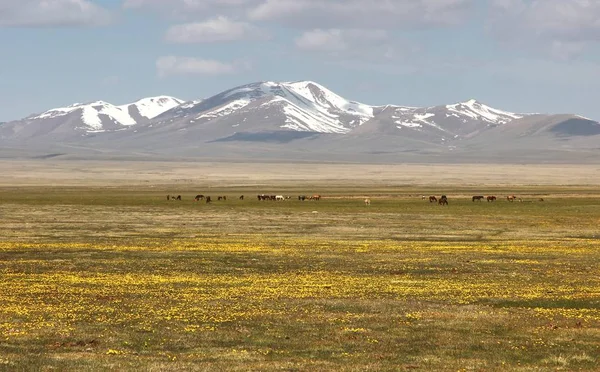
[
  {"left": 175, "top": 195, "right": 182, "bottom": 201},
  {"left": 487, "top": 196, "right": 497, "bottom": 202},
  {"left": 206, "top": 196, "right": 212, "bottom": 203},
  {"left": 276, "top": 195, "right": 285, "bottom": 201},
  {"left": 472, "top": 195, "right": 484, "bottom": 202},
  {"left": 239, "top": 195, "right": 244, "bottom": 200},
  {"left": 194, "top": 194, "right": 205, "bottom": 201},
  {"left": 364, "top": 198, "right": 371, "bottom": 206},
  {"left": 506, "top": 195, "right": 516, "bottom": 202},
  {"left": 429, "top": 196, "right": 437, "bottom": 203},
  {"left": 310, "top": 195, "right": 321, "bottom": 201},
  {"left": 439, "top": 195, "right": 448, "bottom": 206},
  {"left": 298, "top": 195, "right": 306, "bottom": 201},
  {"left": 539, "top": 198, "right": 544, "bottom": 202}
]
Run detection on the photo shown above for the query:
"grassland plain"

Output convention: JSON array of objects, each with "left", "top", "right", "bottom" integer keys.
[{"left": 1, "top": 182, "right": 600, "bottom": 371}]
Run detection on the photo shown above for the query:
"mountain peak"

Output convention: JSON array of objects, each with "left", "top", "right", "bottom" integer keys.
[{"left": 121, "top": 96, "right": 184, "bottom": 120}]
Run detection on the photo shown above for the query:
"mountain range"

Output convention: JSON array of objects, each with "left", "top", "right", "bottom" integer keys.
[{"left": 1, "top": 81, "right": 599, "bottom": 163}]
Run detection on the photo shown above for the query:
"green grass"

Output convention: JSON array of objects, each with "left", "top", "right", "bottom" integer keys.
[{"left": 0, "top": 186, "right": 599, "bottom": 371}]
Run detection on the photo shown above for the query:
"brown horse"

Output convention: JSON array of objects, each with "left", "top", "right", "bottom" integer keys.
[
  {"left": 429, "top": 196, "right": 437, "bottom": 203},
  {"left": 206, "top": 196, "right": 212, "bottom": 203},
  {"left": 311, "top": 195, "right": 321, "bottom": 201},
  {"left": 239, "top": 195, "right": 244, "bottom": 200},
  {"left": 506, "top": 195, "right": 516, "bottom": 202},
  {"left": 194, "top": 194, "right": 205, "bottom": 201},
  {"left": 487, "top": 196, "right": 496, "bottom": 202},
  {"left": 472, "top": 195, "right": 484, "bottom": 202},
  {"left": 439, "top": 195, "right": 448, "bottom": 206}
]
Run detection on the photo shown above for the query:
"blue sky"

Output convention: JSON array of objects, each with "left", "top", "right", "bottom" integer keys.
[{"left": 1, "top": 0, "right": 600, "bottom": 121}]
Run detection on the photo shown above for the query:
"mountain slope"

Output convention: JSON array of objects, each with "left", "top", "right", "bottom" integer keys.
[
  {"left": 153, "top": 81, "right": 374, "bottom": 135},
  {"left": 0, "top": 96, "right": 183, "bottom": 141},
  {"left": 119, "top": 96, "right": 184, "bottom": 122}
]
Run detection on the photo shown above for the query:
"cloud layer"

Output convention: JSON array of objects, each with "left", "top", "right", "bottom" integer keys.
[
  {"left": 488, "top": 0, "right": 600, "bottom": 58},
  {"left": 165, "top": 16, "right": 269, "bottom": 43},
  {"left": 0, "top": 0, "right": 111, "bottom": 27}
]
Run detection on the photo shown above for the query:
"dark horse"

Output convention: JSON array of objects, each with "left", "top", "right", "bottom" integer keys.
[
  {"left": 429, "top": 196, "right": 437, "bottom": 203},
  {"left": 472, "top": 195, "right": 484, "bottom": 202},
  {"left": 206, "top": 196, "right": 212, "bottom": 203},
  {"left": 239, "top": 195, "right": 244, "bottom": 200},
  {"left": 439, "top": 195, "right": 448, "bottom": 206},
  {"left": 298, "top": 195, "right": 306, "bottom": 201},
  {"left": 487, "top": 196, "right": 497, "bottom": 202},
  {"left": 194, "top": 194, "right": 205, "bottom": 201},
  {"left": 175, "top": 195, "right": 182, "bottom": 201}
]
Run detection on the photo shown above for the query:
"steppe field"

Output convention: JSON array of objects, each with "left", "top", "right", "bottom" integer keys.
[{"left": 1, "top": 160, "right": 600, "bottom": 371}]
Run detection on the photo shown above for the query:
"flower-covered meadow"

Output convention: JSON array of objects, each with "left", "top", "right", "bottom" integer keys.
[{"left": 1, "top": 187, "right": 599, "bottom": 370}]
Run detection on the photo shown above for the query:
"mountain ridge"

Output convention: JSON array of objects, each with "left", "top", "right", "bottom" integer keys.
[{"left": 1, "top": 80, "right": 598, "bottom": 163}]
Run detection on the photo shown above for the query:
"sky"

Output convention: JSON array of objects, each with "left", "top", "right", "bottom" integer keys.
[{"left": 1, "top": 0, "right": 600, "bottom": 122}]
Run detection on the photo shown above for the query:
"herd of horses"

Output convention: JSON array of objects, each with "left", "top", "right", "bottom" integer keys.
[
  {"left": 424, "top": 194, "right": 544, "bottom": 204},
  {"left": 169, "top": 194, "right": 323, "bottom": 204},
  {"left": 169, "top": 193, "right": 544, "bottom": 205}
]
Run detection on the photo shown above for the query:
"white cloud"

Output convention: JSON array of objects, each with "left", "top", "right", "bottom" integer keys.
[
  {"left": 295, "top": 29, "right": 388, "bottom": 52},
  {"left": 0, "top": 0, "right": 111, "bottom": 27},
  {"left": 248, "top": 0, "right": 473, "bottom": 28},
  {"left": 165, "top": 16, "right": 269, "bottom": 43},
  {"left": 294, "top": 28, "right": 417, "bottom": 66},
  {"left": 489, "top": 0, "right": 600, "bottom": 58},
  {"left": 123, "top": 0, "right": 258, "bottom": 18},
  {"left": 124, "top": 0, "right": 473, "bottom": 29},
  {"left": 156, "top": 56, "right": 251, "bottom": 77}
]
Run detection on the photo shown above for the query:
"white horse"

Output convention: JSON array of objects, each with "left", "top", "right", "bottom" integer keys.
[
  {"left": 276, "top": 195, "right": 285, "bottom": 201},
  {"left": 364, "top": 198, "right": 371, "bottom": 206}
]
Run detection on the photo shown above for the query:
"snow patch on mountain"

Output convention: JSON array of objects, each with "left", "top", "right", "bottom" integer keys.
[
  {"left": 198, "top": 99, "right": 251, "bottom": 120},
  {"left": 285, "top": 81, "right": 373, "bottom": 124},
  {"left": 30, "top": 96, "right": 184, "bottom": 133},
  {"left": 188, "top": 81, "right": 376, "bottom": 133},
  {"left": 33, "top": 101, "right": 137, "bottom": 131},
  {"left": 446, "top": 99, "right": 522, "bottom": 125},
  {"left": 269, "top": 96, "right": 349, "bottom": 134},
  {"left": 121, "top": 96, "right": 184, "bottom": 119}
]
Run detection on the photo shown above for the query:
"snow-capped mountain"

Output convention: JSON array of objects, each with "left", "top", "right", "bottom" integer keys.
[
  {"left": 1, "top": 80, "right": 598, "bottom": 163},
  {"left": 30, "top": 100, "right": 137, "bottom": 133},
  {"left": 146, "top": 81, "right": 529, "bottom": 143},
  {"left": 154, "top": 81, "right": 374, "bottom": 134},
  {"left": 119, "top": 96, "right": 184, "bottom": 122},
  {"left": 0, "top": 96, "right": 183, "bottom": 140}
]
